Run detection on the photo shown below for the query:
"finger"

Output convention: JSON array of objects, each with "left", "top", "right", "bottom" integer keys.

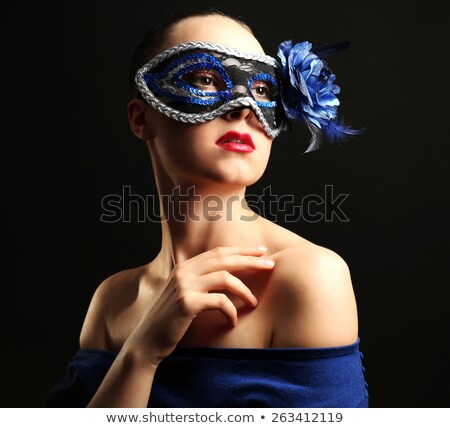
[
  {"left": 190, "top": 253, "right": 275, "bottom": 276},
  {"left": 197, "top": 270, "right": 258, "bottom": 307},
  {"left": 192, "top": 293, "right": 238, "bottom": 326},
  {"left": 180, "top": 246, "right": 268, "bottom": 268}
]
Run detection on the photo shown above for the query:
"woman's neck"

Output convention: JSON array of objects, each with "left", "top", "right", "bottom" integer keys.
[{"left": 152, "top": 182, "right": 265, "bottom": 277}]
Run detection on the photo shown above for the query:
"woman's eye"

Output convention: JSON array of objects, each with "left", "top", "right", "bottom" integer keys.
[
  {"left": 251, "top": 81, "right": 272, "bottom": 100},
  {"left": 182, "top": 70, "right": 224, "bottom": 91},
  {"left": 198, "top": 76, "right": 213, "bottom": 85}
]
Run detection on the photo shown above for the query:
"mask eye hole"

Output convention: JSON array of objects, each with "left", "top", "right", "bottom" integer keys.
[
  {"left": 251, "top": 81, "right": 273, "bottom": 101},
  {"left": 181, "top": 68, "right": 227, "bottom": 93},
  {"left": 248, "top": 74, "right": 279, "bottom": 103}
]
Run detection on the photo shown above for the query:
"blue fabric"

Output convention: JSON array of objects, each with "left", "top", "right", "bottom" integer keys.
[{"left": 46, "top": 339, "right": 369, "bottom": 408}]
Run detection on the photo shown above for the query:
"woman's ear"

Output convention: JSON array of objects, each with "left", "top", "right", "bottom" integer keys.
[{"left": 127, "top": 98, "right": 155, "bottom": 142}]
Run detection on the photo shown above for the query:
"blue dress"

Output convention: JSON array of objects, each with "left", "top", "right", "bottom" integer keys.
[{"left": 46, "top": 339, "right": 368, "bottom": 407}]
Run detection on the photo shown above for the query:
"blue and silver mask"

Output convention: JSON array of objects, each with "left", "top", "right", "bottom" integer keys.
[{"left": 135, "top": 42, "right": 287, "bottom": 139}]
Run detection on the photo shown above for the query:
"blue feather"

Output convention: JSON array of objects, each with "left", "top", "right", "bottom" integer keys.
[
  {"left": 311, "top": 41, "right": 351, "bottom": 58},
  {"left": 323, "top": 119, "right": 364, "bottom": 143}
]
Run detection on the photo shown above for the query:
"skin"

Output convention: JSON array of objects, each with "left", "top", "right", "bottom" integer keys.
[{"left": 80, "top": 15, "right": 358, "bottom": 407}]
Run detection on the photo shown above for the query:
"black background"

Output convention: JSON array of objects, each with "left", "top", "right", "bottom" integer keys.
[{"left": 2, "top": 0, "right": 449, "bottom": 407}]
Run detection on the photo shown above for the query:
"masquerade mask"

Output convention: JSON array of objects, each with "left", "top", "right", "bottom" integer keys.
[
  {"left": 135, "top": 40, "right": 362, "bottom": 152},
  {"left": 135, "top": 41, "right": 287, "bottom": 139}
]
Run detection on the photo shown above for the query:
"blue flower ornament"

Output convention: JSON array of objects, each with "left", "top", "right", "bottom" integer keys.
[{"left": 277, "top": 40, "right": 362, "bottom": 153}]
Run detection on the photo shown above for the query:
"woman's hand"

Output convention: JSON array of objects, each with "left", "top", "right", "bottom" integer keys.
[{"left": 123, "top": 246, "right": 275, "bottom": 367}]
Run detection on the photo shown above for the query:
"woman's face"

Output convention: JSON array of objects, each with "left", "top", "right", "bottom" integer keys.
[{"left": 144, "top": 15, "right": 273, "bottom": 189}]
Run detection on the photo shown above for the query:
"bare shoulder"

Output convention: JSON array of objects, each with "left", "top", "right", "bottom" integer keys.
[
  {"left": 269, "top": 239, "right": 358, "bottom": 348},
  {"left": 79, "top": 265, "right": 147, "bottom": 350}
]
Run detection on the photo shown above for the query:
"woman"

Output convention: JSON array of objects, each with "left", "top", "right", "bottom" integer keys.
[{"left": 47, "top": 10, "right": 368, "bottom": 407}]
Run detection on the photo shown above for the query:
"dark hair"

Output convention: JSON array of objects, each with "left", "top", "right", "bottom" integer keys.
[{"left": 128, "top": 8, "right": 253, "bottom": 99}]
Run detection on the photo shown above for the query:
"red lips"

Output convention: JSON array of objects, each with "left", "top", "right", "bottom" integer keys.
[{"left": 215, "top": 131, "right": 255, "bottom": 152}]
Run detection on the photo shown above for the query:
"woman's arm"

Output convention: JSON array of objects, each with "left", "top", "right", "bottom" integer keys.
[
  {"left": 86, "top": 346, "right": 158, "bottom": 407},
  {"left": 79, "top": 281, "right": 158, "bottom": 407},
  {"left": 270, "top": 244, "right": 358, "bottom": 348}
]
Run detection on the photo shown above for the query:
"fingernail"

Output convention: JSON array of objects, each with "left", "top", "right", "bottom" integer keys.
[
  {"left": 262, "top": 259, "right": 275, "bottom": 267},
  {"left": 255, "top": 245, "right": 267, "bottom": 252}
]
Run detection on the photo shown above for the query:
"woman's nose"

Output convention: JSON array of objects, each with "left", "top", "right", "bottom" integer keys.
[{"left": 222, "top": 107, "right": 253, "bottom": 122}]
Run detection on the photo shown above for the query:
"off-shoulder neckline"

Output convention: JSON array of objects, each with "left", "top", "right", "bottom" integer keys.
[{"left": 76, "top": 338, "right": 360, "bottom": 360}]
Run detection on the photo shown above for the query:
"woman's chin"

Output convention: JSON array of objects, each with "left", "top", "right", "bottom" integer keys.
[{"left": 207, "top": 171, "right": 263, "bottom": 187}]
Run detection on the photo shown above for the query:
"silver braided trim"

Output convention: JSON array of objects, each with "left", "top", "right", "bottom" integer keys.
[{"left": 139, "top": 41, "right": 280, "bottom": 73}]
